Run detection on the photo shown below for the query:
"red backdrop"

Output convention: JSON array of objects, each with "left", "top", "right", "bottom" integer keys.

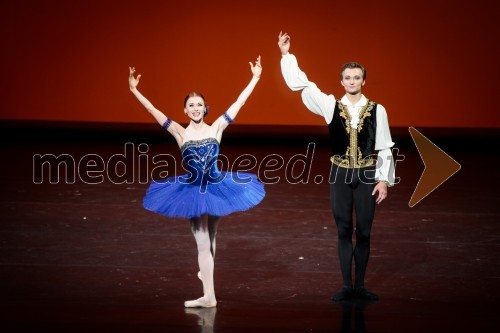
[{"left": 1, "top": 0, "right": 499, "bottom": 127}]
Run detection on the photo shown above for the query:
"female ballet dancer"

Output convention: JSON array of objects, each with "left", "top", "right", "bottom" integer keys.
[{"left": 128, "top": 56, "right": 265, "bottom": 308}]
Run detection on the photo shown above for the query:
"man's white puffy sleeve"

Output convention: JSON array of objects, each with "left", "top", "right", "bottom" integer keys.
[
  {"left": 280, "top": 54, "right": 335, "bottom": 124},
  {"left": 375, "top": 105, "right": 396, "bottom": 186}
]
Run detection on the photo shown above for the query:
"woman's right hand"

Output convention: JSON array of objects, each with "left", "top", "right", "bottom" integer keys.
[
  {"left": 278, "top": 31, "right": 291, "bottom": 56},
  {"left": 249, "top": 55, "right": 262, "bottom": 78},
  {"left": 129, "top": 66, "right": 141, "bottom": 90}
]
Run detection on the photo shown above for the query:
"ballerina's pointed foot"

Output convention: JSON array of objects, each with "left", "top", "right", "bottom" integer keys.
[{"left": 184, "top": 296, "right": 217, "bottom": 308}]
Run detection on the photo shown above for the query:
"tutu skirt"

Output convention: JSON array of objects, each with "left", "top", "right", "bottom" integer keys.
[{"left": 143, "top": 171, "right": 265, "bottom": 219}]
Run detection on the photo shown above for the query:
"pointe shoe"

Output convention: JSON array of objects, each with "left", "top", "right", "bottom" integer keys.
[{"left": 184, "top": 296, "right": 217, "bottom": 308}]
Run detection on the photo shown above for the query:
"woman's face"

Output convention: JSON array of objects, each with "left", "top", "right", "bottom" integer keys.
[{"left": 184, "top": 96, "right": 205, "bottom": 122}]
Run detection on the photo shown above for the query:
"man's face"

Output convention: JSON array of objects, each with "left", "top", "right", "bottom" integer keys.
[{"left": 341, "top": 68, "right": 365, "bottom": 95}]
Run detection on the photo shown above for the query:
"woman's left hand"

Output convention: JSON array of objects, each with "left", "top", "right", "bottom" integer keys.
[
  {"left": 249, "top": 56, "right": 262, "bottom": 78},
  {"left": 129, "top": 66, "right": 141, "bottom": 90}
]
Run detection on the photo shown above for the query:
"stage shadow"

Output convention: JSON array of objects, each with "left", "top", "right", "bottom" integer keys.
[
  {"left": 336, "top": 299, "right": 374, "bottom": 333},
  {"left": 184, "top": 307, "right": 217, "bottom": 333}
]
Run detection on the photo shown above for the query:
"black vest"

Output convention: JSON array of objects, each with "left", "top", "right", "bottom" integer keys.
[{"left": 328, "top": 100, "right": 377, "bottom": 168}]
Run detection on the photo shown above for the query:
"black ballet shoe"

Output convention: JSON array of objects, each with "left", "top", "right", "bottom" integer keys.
[
  {"left": 331, "top": 287, "right": 354, "bottom": 302},
  {"left": 353, "top": 287, "right": 379, "bottom": 301}
]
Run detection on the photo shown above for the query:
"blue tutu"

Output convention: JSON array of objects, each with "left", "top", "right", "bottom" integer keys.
[{"left": 143, "top": 138, "right": 265, "bottom": 219}]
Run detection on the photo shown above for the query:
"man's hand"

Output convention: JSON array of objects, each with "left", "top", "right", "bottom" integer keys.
[
  {"left": 278, "top": 31, "right": 291, "bottom": 56},
  {"left": 372, "top": 181, "right": 388, "bottom": 204}
]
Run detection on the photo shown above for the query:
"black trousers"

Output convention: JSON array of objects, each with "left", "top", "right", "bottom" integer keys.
[{"left": 329, "top": 164, "right": 376, "bottom": 288}]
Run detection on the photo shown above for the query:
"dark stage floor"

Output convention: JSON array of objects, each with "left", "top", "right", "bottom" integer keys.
[{"left": 0, "top": 122, "right": 499, "bottom": 332}]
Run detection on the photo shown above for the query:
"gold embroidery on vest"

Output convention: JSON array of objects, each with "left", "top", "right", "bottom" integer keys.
[
  {"left": 338, "top": 102, "right": 351, "bottom": 135},
  {"left": 331, "top": 100, "right": 375, "bottom": 168},
  {"left": 357, "top": 101, "right": 375, "bottom": 133}
]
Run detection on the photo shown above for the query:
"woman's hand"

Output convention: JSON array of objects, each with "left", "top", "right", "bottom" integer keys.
[
  {"left": 249, "top": 56, "right": 262, "bottom": 78},
  {"left": 278, "top": 31, "right": 290, "bottom": 56},
  {"left": 129, "top": 66, "right": 141, "bottom": 90}
]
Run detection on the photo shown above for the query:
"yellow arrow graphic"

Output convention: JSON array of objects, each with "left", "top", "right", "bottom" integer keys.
[{"left": 408, "top": 127, "right": 461, "bottom": 207}]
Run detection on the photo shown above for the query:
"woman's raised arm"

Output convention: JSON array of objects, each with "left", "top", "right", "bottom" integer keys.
[{"left": 129, "top": 67, "right": 184, "bottom": 146}]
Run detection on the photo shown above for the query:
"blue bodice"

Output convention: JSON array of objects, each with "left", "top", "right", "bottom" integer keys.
[{"left": 180, "top": 138, "right": 222, "bottom": 185}]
